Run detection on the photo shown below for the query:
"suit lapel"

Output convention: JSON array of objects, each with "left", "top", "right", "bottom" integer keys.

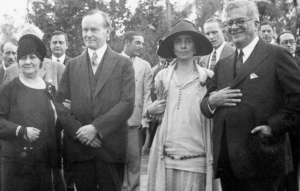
[
  {"left": 78, "top": 50, "right": 91, "bottom": 98},
  {"left": 93, "top": 47, "right": 117, "bottom": 98},
  {"left": 230, "top": 40, "right": 268, "bottom": 88},
  {"left": 222, "top": 53, "right": 235, "bottom": 86}
]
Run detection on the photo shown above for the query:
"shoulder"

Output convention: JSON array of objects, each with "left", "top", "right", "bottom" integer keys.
[
  {"left": 136, "top": 57, "right": 151, "bottom": 68},
  {"left": 0, "top": 77, "right": 18, "bottom": 93},
  {"left": 5, "top": 64, "right": 20, "bottom": 75}
]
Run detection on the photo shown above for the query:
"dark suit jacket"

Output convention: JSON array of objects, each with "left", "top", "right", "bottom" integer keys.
[
  {"left": 201, "top": 39, "right": 300, "bottom": 179},
  {"left": 199, "top": 43, "right": 235, "bottom": 69},
  {"left": 55, "top": 46, "right": 135, "bottom": 163}
]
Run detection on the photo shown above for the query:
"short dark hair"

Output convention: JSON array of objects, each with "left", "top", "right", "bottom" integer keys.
[
  {"left": 204, "top": 17, "right": 225, "bottom": 30},
  {"left": 83, "top": 10, "right": 112, "bottom": 29},
  {"left": 0, "top": 41, "right": 18, "bottom": 53},
  {"left": 276, "top": 31, "right": 295, "bottom": 44},
  {"left": 50, "top": 30, "right": 68, "bottom": 43},
  {"left": 123, "top": 31, "right": 143, "bottom": 44},
  {"left": 259, "top": 21, "right": 273, "bottom": 31}
]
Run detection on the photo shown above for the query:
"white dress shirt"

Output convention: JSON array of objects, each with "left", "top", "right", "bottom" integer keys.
[{"left": 88, "top": 43, "right": 108, "bottom": 74}]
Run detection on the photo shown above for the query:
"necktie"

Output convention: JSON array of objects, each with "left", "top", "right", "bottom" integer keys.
[
  {"left": 57, "top": 59, "right": 60, "bottom": 63},
  {"left": 92, "top": 52, "right": 98, "bottom": 66},
  {"left": 209, "top": 50, "right": 217, "bottom": 71},
  {"left": 235, "top": 50, "right": 244, "bottom": 73}
]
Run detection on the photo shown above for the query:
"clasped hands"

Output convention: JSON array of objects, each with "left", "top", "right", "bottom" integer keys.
[
  {"left": 76, "top": 124, "right": 101, "bottom": 148},
  {"left": 208, "top": 87, "right": 272, "bottom": 135}
]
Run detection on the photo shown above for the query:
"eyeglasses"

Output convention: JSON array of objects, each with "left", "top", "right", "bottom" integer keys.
[
  {"left": 224, "top": 19, "right": 253, "bottom": 29},
  {"left": 280, "top": 39, "right": 296, "bottom": 45}
]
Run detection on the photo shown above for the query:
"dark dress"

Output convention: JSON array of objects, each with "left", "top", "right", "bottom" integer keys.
[{"left": 0, "top": 78, "right": 61, "bottom": 191}]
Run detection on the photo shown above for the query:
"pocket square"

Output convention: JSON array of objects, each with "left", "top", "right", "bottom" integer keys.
[{"left": 250, "top": 73, "right": 258, "bottom": 79}]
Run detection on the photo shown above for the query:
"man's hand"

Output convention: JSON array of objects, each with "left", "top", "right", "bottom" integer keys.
[
  {"left": 25, "top": 127, "right": 41, "bottom": 142},
  {"left": 251, "top": 125, "right": 272, "bottom": 135},
  {"left": 208, "top": 87, "right": 242, "bottom": 110},
  {"left": 89, "top": 137, "right": 102, "bottom": 148},
  {"left": 148, "top": 99, "right": 166, "bottom": 115},
  {"left": 76, "top": 124, "right": 98, "bottom": 145},
  {"left": 63, "top": 99, "right": 71, "bottom": 111}
]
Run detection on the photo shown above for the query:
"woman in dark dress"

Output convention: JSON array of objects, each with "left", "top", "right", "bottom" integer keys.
[{"left": 0, "top": 34, "right": 64, "bottom": 191}]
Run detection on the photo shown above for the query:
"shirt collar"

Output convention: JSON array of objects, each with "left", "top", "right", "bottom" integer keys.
[
  {"left": 52, "top": 54, "right": 66, "bottom": 63},
  {"left": 121, "top": 51, "right": 135, "bottom": 61},
  {"left": 215, "top": 41, "right": 226, "bottom": 61},
  {"left": 239, "top": 35, "right": 259, "bottom": 63},
  {"left": 88, "top": 43, "right": 108, "bottom": 64},
  {"left": 2, "top": 61, "right": 7, "bottom": 71}
]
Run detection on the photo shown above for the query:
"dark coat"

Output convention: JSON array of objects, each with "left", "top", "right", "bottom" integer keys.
[
  {"left": 55, "top": 46, "right": 135, "bottom": 163},
  {"left": 201, "top": 39, "right": 300, "bottom": 179}
]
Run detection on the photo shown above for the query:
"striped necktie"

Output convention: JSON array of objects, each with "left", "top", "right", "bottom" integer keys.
[
  {"left": 209, "top": 50, "right": 217, "bottom": 71},
  {"left": 91, "top": 51, "right": 98, "bottom": 66}
]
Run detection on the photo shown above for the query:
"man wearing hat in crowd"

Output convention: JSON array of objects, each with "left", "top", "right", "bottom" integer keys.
[
  {"left": 4, "top": 24, "right": 65, "bottom": 89},
  {"left": 49, "top": 30, "right": 71, "bottom": 65},
  {"left": 120, "top": 31, "right": 152, "bottom": 191},
  {"left": 146, "top": 19, "right": 218, "bottom": 191},
  {"left": 201, "top": 1, "right": 300, "bottom": 190},
  {"left": 200, "top": 17, "right": 235, "bottom": 71}
]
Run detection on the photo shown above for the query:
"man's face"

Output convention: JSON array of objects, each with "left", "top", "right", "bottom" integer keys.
[
  {"left": 125, "top": 35, "right": 144, "bottom": 57},
  {"left": 225, "top": 7, "right": 258, "bottom": 49},
  {"left": 82, "top": 14, "right": 111, "bottom": 50},
  {"left": 204, "top": 22, "right": 225, "bottom": 49},
  {"left": 50, "top": 34, "right": 68, "bottom": 58},
  {"left": 279, "top": 33, "right": 296, "bottom": 55},
  {"left": 259, "top": 24, "right": 274, "bottom": 43},
  {"left": 1, "top": 42, "right": 17, "bottom": 68}
]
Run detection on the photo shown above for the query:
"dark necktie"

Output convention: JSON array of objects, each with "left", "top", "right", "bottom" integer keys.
[
  {"left": 57, "top": 59, "right": 60, "bottom": 62},
  {"left": 235, "top": 50, "right": 244, "bottom": 73},
  {"left": 209, "top": 50, "right": 217, "bottom": 70}
]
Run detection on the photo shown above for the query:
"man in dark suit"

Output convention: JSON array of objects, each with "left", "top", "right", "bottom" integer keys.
[
  {"left": 55, "top": 10, "right": 135, "bottom": 191},
  {"left": 276, "top": 30, "right": 300, "bottom": 191},
  {"left": 49, "top": 30, "right": 71, "bottom": 65},
  {"left": 0, "top": 42, "right": 17, "bottom": 84},
  {"left": 200, "top": 1, "right": 300, "bottom": 191},
  {"left": 200, "top": 17, "right": 235, "bottom": 71}
]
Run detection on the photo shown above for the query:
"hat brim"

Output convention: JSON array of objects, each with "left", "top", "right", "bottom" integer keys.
[{"left": 157, "top": 31, "right": 213, "bottom": 59}]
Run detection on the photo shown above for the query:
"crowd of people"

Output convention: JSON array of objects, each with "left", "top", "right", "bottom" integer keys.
[{"left": 0, "top": 0, "right": 300, "bottom": 191}]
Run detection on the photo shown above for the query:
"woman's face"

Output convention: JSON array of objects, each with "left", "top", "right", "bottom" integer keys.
[
  {"left": 18, "top": 54, "right": 41, "bottom": 78},
  {"left": 173, "top": 34, "right": 196, "bottom": 60}
]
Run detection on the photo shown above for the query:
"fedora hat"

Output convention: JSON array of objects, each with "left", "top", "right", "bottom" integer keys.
[{"left": 157, "top": 20, "right": 213, "bottom": 58}]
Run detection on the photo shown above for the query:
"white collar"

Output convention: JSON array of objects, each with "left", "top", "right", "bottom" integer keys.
[
  {"left": 214, "top": 41, "right": 226, "bottom": 61},
  {"left": 238, "top": 36, "right": 259, "bottom": 63},
  {"left": 88, "top": 43, "right": 108, "bottom": 64},
  {"left": 2, "top": 61, "right": 7, "bottom": 71},
  {"left": 52, "top": 54, "right": 66, "bottom": 63}
]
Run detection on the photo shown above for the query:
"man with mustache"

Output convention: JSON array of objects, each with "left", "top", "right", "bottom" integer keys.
[
  {"left": 276, "top": 30, "right": 300, "bottom": 191},
  {"left": 0, "top": 42, "right": 17, "bottom": 84},
  {"left": 200, "top": 17, "right": 235, "bottom": 71},
  {"left": 200, "top": 1, "right": 300, "bottom": 190},
  {"left": 259, "top": 21, "right": 275, "bottom": 44},
  {"left": 120, "top": 31, "right": 151, "bottom": 191},
  {"left": 49, "top": 30, "right": 71, "bottom": 65}
]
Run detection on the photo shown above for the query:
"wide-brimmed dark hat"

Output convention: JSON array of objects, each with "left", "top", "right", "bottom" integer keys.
[
  {"left": 157, "top": 20, "right": 213, "bottom": 58},
  {"left": 17, "top": 34, "right": 47, "bottom": 62}
]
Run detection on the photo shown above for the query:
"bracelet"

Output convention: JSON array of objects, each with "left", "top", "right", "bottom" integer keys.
[{"left": 16, "top": 126, "right": 22, "bottom": 137}]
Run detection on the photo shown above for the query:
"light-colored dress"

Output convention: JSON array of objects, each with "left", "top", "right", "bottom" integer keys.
[{"left": 146, "top": 62, "right": 220, "bottom": 191}]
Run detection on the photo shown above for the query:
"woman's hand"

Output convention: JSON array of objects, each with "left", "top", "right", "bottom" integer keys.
[
  {"left": 24, "top": 127, "right": 41, "bottom": 142},
  {"left": 148, "top": 99, "right": 166, "bottom": 115}
]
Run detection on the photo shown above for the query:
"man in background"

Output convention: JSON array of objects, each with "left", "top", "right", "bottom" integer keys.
[
  {"left": 49, "top": 30, "right": 71, "bottom": 65},
  {"left": 200, "top": 17, "right": 235, "bottom": 71},
  {"left": 121, "top": 31, "right": 152, "bottom": 191},
  {"left": 259, "top": 21, "right": 275, "bottom": 44},
  {"left": 0, "top": 42, "right": 17, "bottom": 84}
]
